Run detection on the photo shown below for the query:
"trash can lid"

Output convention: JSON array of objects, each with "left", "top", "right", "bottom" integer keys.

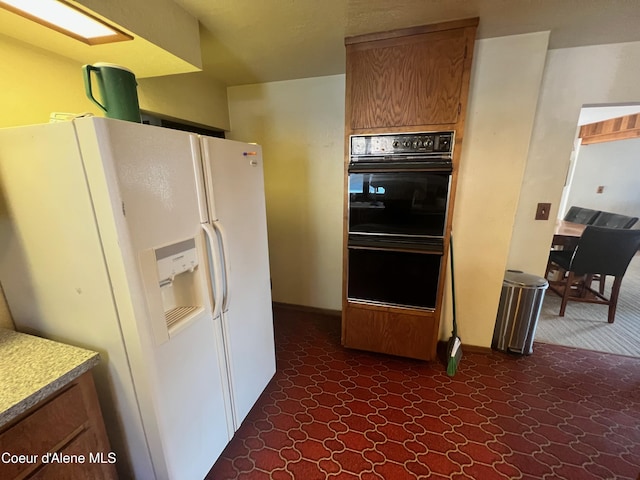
[{"left": 503, "top": 270, "right": 549, "bottom": 288}]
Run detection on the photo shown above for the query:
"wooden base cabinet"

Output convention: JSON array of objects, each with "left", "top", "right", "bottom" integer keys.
[{"left": 0, "top": 371, "right": 117, "bottom": 480}]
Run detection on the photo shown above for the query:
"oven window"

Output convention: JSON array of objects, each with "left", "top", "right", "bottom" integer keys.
[
  {"left": 348, "top": 172, "right": 449, "bottom": 237},
  {"left": 348, "top": 248, "right": 441, "bottom": 309}
]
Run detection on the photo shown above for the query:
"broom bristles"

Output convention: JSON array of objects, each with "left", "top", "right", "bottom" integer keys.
[
  {"left": 447, "top": 349, "right": 462, "bottom": 376},
  {"left": 446, "top": 336, "right": 462, "bottom": 377}
]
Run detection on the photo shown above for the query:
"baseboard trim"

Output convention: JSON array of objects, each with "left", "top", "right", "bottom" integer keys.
[
  {"left": 272, "top": 302, "right": 341, "bottom": 318},
  {"left": 437, "top": 340, "right": 493, "bottom": 355},
  {"left": 461, "top": 344, "right": 494, "bottom": 355},
  {"left": 272, "top": 304, "right": 496, "bottom": 355}
]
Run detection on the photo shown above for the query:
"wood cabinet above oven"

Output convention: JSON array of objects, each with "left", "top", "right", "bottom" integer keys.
[{"left": 345, "top": 18, "right": 478, "bottom": 132}]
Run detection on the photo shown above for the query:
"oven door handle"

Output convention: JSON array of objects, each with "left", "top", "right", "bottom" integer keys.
[
  {"left": 348, "top": 238, "right": 444, "bottom": 255},
  {"left": 348, "top": 245, "right": 444, "bottom": 255},
  {"left": 348, "top": 161, "right": 452, "bottom": 173}
]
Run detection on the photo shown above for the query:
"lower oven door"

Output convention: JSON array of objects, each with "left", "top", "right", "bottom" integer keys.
[{"left": 347, "top": 246, "right": 442, "bottom": 310}]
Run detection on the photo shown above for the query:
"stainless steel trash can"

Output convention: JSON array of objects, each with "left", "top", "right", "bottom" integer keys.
[{"left": 492, "top": 270, "right": 548, "bottom": 355}]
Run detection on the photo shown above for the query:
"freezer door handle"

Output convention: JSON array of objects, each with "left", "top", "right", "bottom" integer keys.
[
  {"left": 202, "top": 223, "right": 224, "bottom": 319},
  {"left": 211, "top": 221, "right": 230, "bottom": 310}
]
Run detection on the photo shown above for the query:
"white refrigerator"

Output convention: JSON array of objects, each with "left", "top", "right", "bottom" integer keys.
[{"left": 0, "top": 117, "right": 276, "bottom": 479}]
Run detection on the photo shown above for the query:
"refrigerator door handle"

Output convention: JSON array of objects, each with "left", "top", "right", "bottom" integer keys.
[
  {"left": 190, "top": 136, "right": 210, "bottom": 224},
  {"left": 212, "top": 221, "right": 230, "bottom": 310},
  {"left": 202, "top": 223, "right": 224, "bottom": 320}
]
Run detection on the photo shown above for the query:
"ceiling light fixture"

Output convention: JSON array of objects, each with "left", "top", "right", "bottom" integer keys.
[{"left": 0, "top": 0, "right": 132, "bottom": 45}]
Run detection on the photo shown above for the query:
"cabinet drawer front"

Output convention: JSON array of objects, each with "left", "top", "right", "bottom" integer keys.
[
  {"left": 29, "top": 428, "right": 109, "bottom": 480},
  {"left": 0, "top": 384, "right": 88, "bottom": 478}
]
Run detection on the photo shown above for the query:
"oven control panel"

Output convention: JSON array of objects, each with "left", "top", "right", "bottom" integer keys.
[{"left": 350, "top": 131, "right": 454, "bottom": 157}]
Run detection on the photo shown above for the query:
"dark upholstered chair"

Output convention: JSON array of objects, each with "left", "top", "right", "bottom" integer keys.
[
  {"left": 545, "top": 226, "right": 640, "bottom": 323},
  {"left": 591, "top": 211, "right": 639, "bottom": 229},
  {"left": 563, "top": 206, "right": 601, "bottom": 225},
  {"left": 588, "top": 212, "right": 639, "bottom": 292}
]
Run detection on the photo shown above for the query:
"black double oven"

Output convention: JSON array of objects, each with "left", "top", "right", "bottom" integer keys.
[{"left": 347, "top": 131, "right": 454, "bottom": 310}]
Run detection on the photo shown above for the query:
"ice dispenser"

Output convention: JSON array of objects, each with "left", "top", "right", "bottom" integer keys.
[{"left": 140, "top": 236, "right": 210, "bottom": 344}]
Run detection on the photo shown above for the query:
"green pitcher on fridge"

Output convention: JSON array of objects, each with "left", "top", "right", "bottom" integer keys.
[{"left": 83, "top": 63, "right": 141, "bottom": 122}]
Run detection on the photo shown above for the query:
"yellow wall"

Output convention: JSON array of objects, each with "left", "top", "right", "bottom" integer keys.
[
  {"left": 227, "top": 76, "right": 345, "bottom": 310},
  {"left": 0, "top": 35, "right": 94, "bottom": 128},
  {"left": 0, "top": 34, "right": 229, "bottom": 130},
  {"left": 0, "top": 284, "right": 14, "bottom": 329},
  {"left": 138, "top": 73, "right": 230, "bottom": 131},
  {"left": 227, "top": 34, "right": 550, "bottom": 347}
]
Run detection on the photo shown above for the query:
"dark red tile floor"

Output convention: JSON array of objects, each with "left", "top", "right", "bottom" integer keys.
[{"left": 206, "top": 306, "right": 640, "bottom": 479}]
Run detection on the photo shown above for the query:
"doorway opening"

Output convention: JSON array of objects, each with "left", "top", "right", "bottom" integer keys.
[{"left": 536, "top": 102, "right": 640, "bottom": 357}]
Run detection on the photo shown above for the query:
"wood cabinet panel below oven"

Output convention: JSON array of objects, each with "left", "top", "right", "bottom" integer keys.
[{"left": 343, "top": 303, "right": 438, "bottom": 361}]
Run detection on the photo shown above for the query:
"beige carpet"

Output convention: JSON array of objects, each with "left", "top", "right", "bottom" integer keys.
[{"left": 535, "top": 252, "right": 640, "bottom": 358}]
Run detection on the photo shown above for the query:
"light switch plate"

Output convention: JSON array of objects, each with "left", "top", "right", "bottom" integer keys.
[{"left": 535, "top": 203, "right": 551, "bottom": 220}]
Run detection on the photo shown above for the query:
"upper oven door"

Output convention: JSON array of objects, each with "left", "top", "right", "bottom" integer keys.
[{"left": 348, "top": 170, "right": 451, "bottom": 239}]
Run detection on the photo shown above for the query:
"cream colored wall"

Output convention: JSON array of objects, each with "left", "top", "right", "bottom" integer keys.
[
  {"left": 227, "top": 76, "right": 345, "bottom": 311},
  {"left": 0, "top": 35, "right": 229, "bottom": 130},
  {"left": 226, "top": 34, "right": 549, "bottom": 338},
  {"left": 565, "top": 138, "right": 640, "bottom": 217},
  {"left": 440, "top": 32, "right": 550, "bottom": 347},
  {"left": 507, "top": 41, "right": 640, "bottom": 276}
]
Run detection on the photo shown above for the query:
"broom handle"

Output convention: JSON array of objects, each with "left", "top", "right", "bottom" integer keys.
[{"left": 450, "top": 234, "right": 458, "bottom": 337}]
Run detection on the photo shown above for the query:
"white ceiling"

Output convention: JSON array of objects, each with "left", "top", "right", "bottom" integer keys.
[
  {"left": 173, "top": 0, "right": 640, "bottom": 86},
  {"left": 2, "top": 0, "right": 639, "bottom": 87},
  {"left": 579, "top": 104, "right": 640, "bottom": 126}
]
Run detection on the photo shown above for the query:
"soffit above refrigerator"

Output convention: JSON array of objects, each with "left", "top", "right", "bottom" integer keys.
[{"left": 0, "top": 0, "right": 202, "bottom": 78}]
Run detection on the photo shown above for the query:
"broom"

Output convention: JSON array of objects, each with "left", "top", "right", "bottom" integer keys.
[{"left": 446, "top": 234, "right": 462, "bottom": 377}]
